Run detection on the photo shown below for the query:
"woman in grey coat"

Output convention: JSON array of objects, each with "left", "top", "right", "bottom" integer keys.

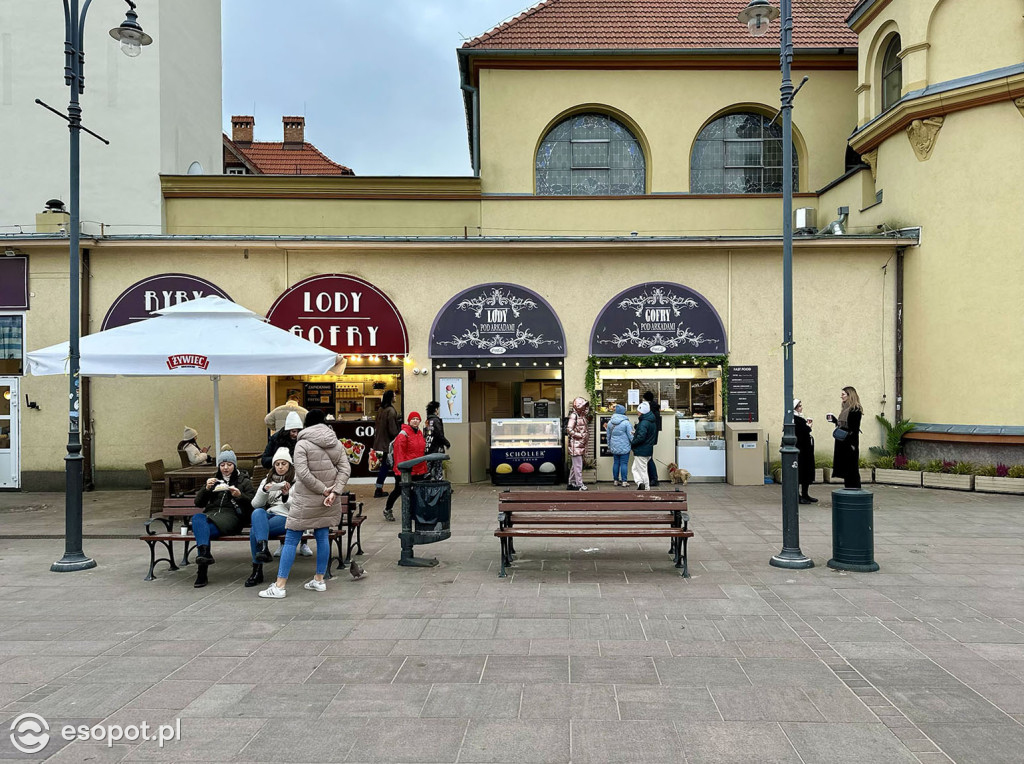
[{"left": 259, "top": 410, "right": 365, "bottom": 599}]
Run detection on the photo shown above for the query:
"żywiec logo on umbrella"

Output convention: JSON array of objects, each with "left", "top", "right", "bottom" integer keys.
[{"left": 166, "top": 354, "right": 210, "bottom": 370}]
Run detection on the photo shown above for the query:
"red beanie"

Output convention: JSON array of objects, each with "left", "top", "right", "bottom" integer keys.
[{"left": 408, "top": 411, "right": 421, "bottom": 422}]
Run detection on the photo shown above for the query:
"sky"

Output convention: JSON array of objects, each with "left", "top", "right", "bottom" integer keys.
[{"left": 222, "top": 0, "right": 538, "bottom": 177}]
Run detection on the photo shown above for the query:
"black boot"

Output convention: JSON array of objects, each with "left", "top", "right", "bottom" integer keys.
[
  {"left": 193, "top": 563, "right": 209, "bottom": 588},
  {"left": 373, "top": 487, "right": 386, "bottom": 498},
  {"left": 254, "top": 540, "right": 273, "bottom": 563},
  {"left": 195, "top": 544, "right": 215, "bottom": 565},
  {"left": 383, "top": 507, "right": 395, "bottom": 522},
  {"left": 244, "top": 563, "right": 264, "bottom": 587}
]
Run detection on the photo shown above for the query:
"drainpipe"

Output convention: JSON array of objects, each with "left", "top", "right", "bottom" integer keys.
[
  {"left": 81, "top": 247, "right": 94, "bottom": 490},
  {"left": 461, "top": 83, "right": 480, "bottom": 176},
  {"left": 894, "top": 246, "right": 905, "bottom": 424}
]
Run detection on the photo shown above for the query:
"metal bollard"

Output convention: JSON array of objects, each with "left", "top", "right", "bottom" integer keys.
[{"left": 827, "top": 489, "right": 879, "bottom": 572}]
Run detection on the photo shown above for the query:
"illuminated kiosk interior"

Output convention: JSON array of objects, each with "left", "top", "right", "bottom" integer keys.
[{"left": 429, "top": 283, "right": 567, "bottom": 485}]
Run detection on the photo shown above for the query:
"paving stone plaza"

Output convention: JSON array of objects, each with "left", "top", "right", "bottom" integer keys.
[{"left": 1, "top": 483, "right": 1023, "bottom": 763}]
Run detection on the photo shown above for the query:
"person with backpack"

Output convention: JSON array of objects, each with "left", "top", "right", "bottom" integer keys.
[
  {"left": 423, "top": 401, "right": 451, "bottom": 481},
  {"left": 383, "top": 411, "right": 426, "bottom": 521},
  {"left": 605, "top": 404, "right": 634, "bottom": 486},
  {"left": 372, "top": 390, "right": 402, "bottom": 498},
  {"left": 642, "top": 391, "right": 662, "bottom": 487},
  {"left": 566, "top": 396, "right": 590, "bottom": 491},
  {"left": 631, "top": 401, "right": 658, "bottom": 490}
]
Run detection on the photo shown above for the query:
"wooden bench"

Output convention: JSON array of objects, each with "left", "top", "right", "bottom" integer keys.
[
  {"left": 495, "top": 490, "right": 693, "bottom": 578},
  {"left": 141, "top": 492, "right": 365, "bottom": 581}
]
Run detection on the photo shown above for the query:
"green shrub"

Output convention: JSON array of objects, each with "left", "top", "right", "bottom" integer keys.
[
  {"left": 875, "top": 456, "right": 895, "bottom": 469},
  {"left": 815, "top": 455, "right": 832, "bottom": 468},
  {"left": 858, "top": 457, "right": 871, "bottom": 468},
  {"left": 905, "top": 459, "right": 922, "bottom": 471},
  {"left": 1007, "top": 465, "right": 1024, "bottom": 479},
  {"left": 870, "top": 414, "right": 916, "bottom": 458},
  {"left": 952, "top": 461, "right": 976, "bottom": 476},
  {"left": 976, "top": 464, "right": 998, "bottom": 477},
  {"left": 923, "top": 459, "right": 943, "bottom": 473}
]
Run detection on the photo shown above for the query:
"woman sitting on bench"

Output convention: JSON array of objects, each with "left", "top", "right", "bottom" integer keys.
[
  {"left": 191, "top": 450, "right": 255, "bottom": 588},
  {"left": 245, "top": 447, "right": 294, "bottom": 588}
]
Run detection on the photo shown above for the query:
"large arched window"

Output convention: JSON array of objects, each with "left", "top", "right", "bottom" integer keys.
[
  {"left": 535, "top": 113, "right": 645, "bottom": 196},
  {"left": 690, "top": 112, "right": 798, "bottom": 194},
  {"left": 881, "top": 35, "right": 903, "bottom": 111}
]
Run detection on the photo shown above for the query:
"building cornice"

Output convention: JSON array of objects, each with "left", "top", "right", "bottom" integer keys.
[
  {"left": 160, "top": 175, "right": 483, "bottom": 200},
  {"left": 847, "top": 0, "right": 894, "bottom": 33}
]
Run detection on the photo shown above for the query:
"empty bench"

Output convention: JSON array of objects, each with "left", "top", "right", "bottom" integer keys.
[
  {"left": 141, "top": 492, "right": 365, "bottom": 581},
  {"left": 495, "top": 490, "right": 692, "bottom": 578}
]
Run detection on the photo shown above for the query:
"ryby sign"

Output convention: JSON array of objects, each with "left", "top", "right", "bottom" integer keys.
[
  {"left": 102, "top": 274, "right": 231, "bottom": 330},
  {"left": 266, "top": 274, "right": 408, "bottom": 355}
]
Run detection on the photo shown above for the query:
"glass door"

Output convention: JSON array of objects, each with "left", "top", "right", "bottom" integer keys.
[{"left": 0, "top": 378, "right": 18, "bottom": 488}]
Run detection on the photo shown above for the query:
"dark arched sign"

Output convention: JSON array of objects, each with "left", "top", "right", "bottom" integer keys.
[
  {"left": 590, "top": 282, "right": 727, "bottom": 356},
  {"left": 266, "top": 274, "right": 408, "bottom": 355},
  {"left": 429, "top": 283, "right": 565, "bottom": 357},
  {"left": 101, "top": 274, "right": 231, "bottom": 330}
]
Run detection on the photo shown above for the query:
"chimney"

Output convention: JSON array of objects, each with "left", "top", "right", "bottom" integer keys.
[
  {"left": 231, "top": 115, "right": 254, "bottom": 145},
  {"left": 283, "top": 116, "right": 305, "bottom": 148}
]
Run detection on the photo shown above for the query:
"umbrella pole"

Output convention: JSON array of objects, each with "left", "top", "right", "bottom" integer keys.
[{"left": 212, "top": 376, "right": 221, "bottom": 455}]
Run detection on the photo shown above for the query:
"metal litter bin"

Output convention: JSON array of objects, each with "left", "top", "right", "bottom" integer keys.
[
  {"left": 827, "top": 489, "right": 879, "bottom": 572},
  {"left": 396, "top": 453, "right": 451, "bottom": 567}
]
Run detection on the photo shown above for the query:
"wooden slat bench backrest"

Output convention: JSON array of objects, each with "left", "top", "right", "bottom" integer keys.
[
  {"left": 499, "top": 490, "right": 686, "bottom": 504},
  {"left": 165, "top": 491, "right": 358, "bottom": 516}
]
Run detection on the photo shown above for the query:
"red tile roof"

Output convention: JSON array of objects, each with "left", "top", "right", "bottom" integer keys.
[
  {"left": 463, "top": 0, "right": 859, "bottom": 51},
  {"left": 224, "top": 137, "right": 354, "bottom": 176}
]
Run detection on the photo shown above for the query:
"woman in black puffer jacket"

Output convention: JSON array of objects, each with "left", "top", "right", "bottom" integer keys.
[{"left": 191, "top": 450, "right": 255, "bottom": 588}]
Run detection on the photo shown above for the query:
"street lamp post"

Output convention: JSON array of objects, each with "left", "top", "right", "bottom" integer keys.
[
  {"left": 738, "top": 0, "right": 813, "bottom": 569},
  {"left": 42, "top": 0, "right": 152, "bottom": 572}
]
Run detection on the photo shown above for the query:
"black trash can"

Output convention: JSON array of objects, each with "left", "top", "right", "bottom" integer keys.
[
  {"left": 828, "top": 489, "right": 879, "bottom": 572},
  {"left": 410, "top": 480, "right": 452, "bottom": 533}
]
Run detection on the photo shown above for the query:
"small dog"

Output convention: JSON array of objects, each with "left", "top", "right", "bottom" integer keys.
[{"left": 667, "top": 463, "right": 690, "bottom": 485}]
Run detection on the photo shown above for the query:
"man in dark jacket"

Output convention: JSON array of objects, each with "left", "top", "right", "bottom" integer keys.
[
  {"left": 260, "top": 410, "right": 303, "bottom": 469},
  {"left": 642, "top": 391, "right": 661, "bottom": 487},
  {"left": 423, "top": 400, "right": 451, "bottom": 481}
]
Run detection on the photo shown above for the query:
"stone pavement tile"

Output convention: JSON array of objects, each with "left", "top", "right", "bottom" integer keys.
[
  {"left": 715, "top": 620, "right": 801, "bottom": 642},
  {"left": 733, "top": 640, "right": 816, "bottom": 658},
  {"left": 931, "top": 620, "right": 1024, "bottom": 643},
  {"left": 919, "top": 723, "right": 1024, "bottom": 764},
  {"left": 419, "top": 618, "right": 499, "bottom": 640},
  {"left": 119, "top": 639, "right": 218, "bottom": 658},
  {"left": 201, "top": 638, "right": 268, "bottom": 657},
  {"left": 306, "top": 657, "right": 405, "bottom": 684},
  {"left": 709, "top": 687, "right": 823, "bottom": 722},
  {"left": 878, "top": 685, "right": 1009, "bottom": 723},
  {"left": 5, "top": 682, "right": 151, "bottom": 717},
  {"left": 570, "top": 597, "right": 639, "bottom": 615},
  {"left": 0, "top": 656, "right": 91, "bottom": 684},
  {"left": 676, "top": 721, "right": 801, "bottom": 763},
  {"left": 643, "top": 619, "right": 723, "bottom": 641},
  {"left": 324, "top": 679, "right": 426, "bottom": 715},
  {"left": 460, "top": 719, "right": 570, "bottom": 763},
  {"left": 42, "top": 742, "right": 133, "bottom": 763},
  {"left": 131, "top": 716, "right": 267, "bottom": 760},
  {"left": 848, "top": 659, "right": 962, "bottom": 688},
  {"left": 598, "top": 639, "right": 671, "bottom": 657},
  {"left": 41, "top": 640, "right": 125, "bottom": 656},
  {"left": 971, "top": 683, "right": 1024, "bottom": 714},
  {"left": 934, "top": 659, "right": 1024, "bottom": 687},
  {"left": 738, "top": 658, "right": 844, "bottom": 688},
  {"left": 125, "top": 680, "right": 212, "bottom": 710},
  {"left": 346, "top": 718, "right": 466, "bottom": 763},
  {"left": 780, "top": 722, "right": 918, "bottom": 764},
  {"left": 494, "top": 618, "right": 570, "bottom": 639},
  {"left": 420, "top": 683, "right": 522, "bottom": 718},
  {"left": 483, "top": 656, "right": 569, "bottom": 684},
  {"left": 251, "top": 639, "right": 330, "bottom": 656},
  {"left": 179, "top": 683, "right": 252, "bottom": 716},
  {"left": 345, "top": 618, "right": 428, "bottom": 641},
  {"left": 569, "top": 619, "right": 646, "bottom": 641},
  {"left": 206, "top": 682, "right": 342, "bottom": 718},
  {"left": 388, "top": 639, "right": 464, "bottom": 656},
  {"left": 667, "top": 640, "right": 745, "bottom": 658},
  {"left": 167, "top": 655, "right": 246, "bottom": 681},
  {"left": 616, "top": 684, "right": 721, "bottom": 721},
  {"left": 881, "top": 620, "right": 953, "bottom": 642},
  {"left": 804, "top": 621, "right": 902, "bottom": 642},
  {"left": 653, "top": 657, "right": 750, "bottom": 687},
  {"left": 571, "top": 720, "right": 680, "bottom": 763},
  {"left": 500, "top": 597, "right": 570, "bottom": 615},
  {"left": 221, "top": 655, "right": 325, "bottom": 684},
  {"left": 434, "top": 598, "right": 507, "bottom": 616},
  {"left": 802, "top": 687, "right": 880, "bottom": 722},
  {"left": 571, "top": 657, "right": 659, "bottom": 685},
  {"left": 0, "top": 683, "right": 40, "bottom": 707},
  {"left": 459, "top": 638, "right": 531, "bottom": 655},
  {"left": 529, "top": 639, "right": 601, "bottom": 656},
  {"left": 76, "top": 656, "right": 194, "bottom": 684},
  {"left": 367, "top": 598, "right": 440, "bottom": 616},
  {"left": 238, "top": 717, "right": 366, "bottom": 763},
  {"left": 965, "top": 643, "right": 1024, "bottom": 661},
  {"left": 267, "top": 620, "right": 357, "bottom": 641},
  {"left": 830, "top": 642, "right": 928, "bottom": 660},
  {"left": 393, "top": 655, "right": 486, "bottom": 683},
  {"left": 323, "top": 639, "right": 398, "bottom": 656},
  {"left": 520, "top": 684, "right": 618, "bottom": 720}
]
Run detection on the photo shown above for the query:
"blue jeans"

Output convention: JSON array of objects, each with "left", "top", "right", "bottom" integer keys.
[
  {"left": 249, "top": 509, "right": 288, "bottom": 562},
  {"left": 375, "top": 457, "right": 394, "bottom": 489},
  {"left": 277, "top": 527, "right": 330, "bottom": 580},
  {"left": 612, "top": 454, "right": 629, "bottom": 482},
  {"left": 191, "top": 513, "right": 221, "bottom": 547}
]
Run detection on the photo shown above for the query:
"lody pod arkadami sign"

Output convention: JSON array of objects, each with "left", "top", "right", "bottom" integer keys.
[{"left": 266, "top": 274, "right": 408, "bottom": 355}]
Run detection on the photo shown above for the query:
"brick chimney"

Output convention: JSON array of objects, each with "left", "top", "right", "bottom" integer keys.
[
  {"left": 231, "top": 115, "right": 254, "bottom": 145},
  {"left": 283, "top": 116, "right": 305, "bottom": 148}
]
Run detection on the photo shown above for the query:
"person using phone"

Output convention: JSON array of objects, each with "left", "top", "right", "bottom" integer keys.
[
  {"left": 794, "top": 399, "right": 817, "bottom": 503},
  {"left": 245, "top": 447, "right": 294, "bottom": 588},
  {"left": 191, "top": 450, "right": 256, "bottom": 588},
  {"left": 827, "top": 386, "right": 863, "bottom": 489}
]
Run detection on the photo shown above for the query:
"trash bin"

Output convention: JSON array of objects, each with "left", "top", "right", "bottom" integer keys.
[
  {"left": 828, "top": 489, "right": 879, "bottom": 572},
  {"left": 725, "top": 423, "right": 764, "bottom": 485},
  {"left": 410, "top": 480, "right": 452, "bottom": 533},
  {"left": 396, "top": 453, "right": 452, "bottom": 567}
]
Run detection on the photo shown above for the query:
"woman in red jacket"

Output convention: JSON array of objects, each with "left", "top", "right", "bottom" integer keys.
[{"left": 383, "top": 411, "right": 426, "bottom": 521}]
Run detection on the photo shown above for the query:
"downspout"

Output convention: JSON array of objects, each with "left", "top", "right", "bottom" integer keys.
[
  {"left": 461, "top": 82, "right": 480, "bottom": 177},
  {"left": 81, "top": 247, "right": 94, "bottom": 490},
  {"left": 894, "top": 246, "right": 905, "bottom": 424}
]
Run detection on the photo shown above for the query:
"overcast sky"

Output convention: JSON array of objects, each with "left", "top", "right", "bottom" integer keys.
[{"left": 222, "top": 0, "right": 536, "bottom": 177}]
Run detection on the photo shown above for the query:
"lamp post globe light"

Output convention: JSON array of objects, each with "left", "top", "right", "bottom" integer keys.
[
  {"left": 737, "top": 0, "right": 813, "bottom": 569},
  {"left": 48, "top": 0, "right": 152, "bottom": 573}
]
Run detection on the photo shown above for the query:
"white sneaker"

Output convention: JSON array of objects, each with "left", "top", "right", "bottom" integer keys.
[
  {"left": 274, "top": 543, "right": 283, "bottom": 558},
  {"left": 578, "top": 484, "right": 588, "bottom": 491},
  {"left": 258, "top": 583, "right": 286, "bottom": 599},
  {"left": 303, "top": 578, "right": 327, "bottom": 592},
  {"left": 299, "top": 543, "right": 313, "bottom": 557}
]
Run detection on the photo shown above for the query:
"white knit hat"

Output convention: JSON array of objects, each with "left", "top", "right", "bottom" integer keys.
[
  {"left": 638, "top": 401, "right": 651, "bottom": 415},
  {"left": 271, "top": 447, "right": 293, "bottom": 465},
  {"left": 793, "top": 399, "right": 801, "bottom": 409},
  {"left": 284, "top": 411, "right": 304, "bottom": 431},
  {"left": 183, "top": 426, "right": 198, "bottom": 441}
]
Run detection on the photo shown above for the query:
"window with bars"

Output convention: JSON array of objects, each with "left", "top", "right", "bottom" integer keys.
[
  {"left": 881, "top": 36, "right": 903, "bottom": 112},
  {"left": 690, "top": 112, "right": 799, "bottom": 194},
  {"left": 0, "top": 316, "right": 23, "bottom": 375},
  {"left": 535, "top": 113, "right": 645, "bottom": 196}
]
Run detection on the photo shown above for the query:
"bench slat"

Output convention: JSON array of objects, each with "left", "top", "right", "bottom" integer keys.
[
  {"left": 500, "top": 491, "right": 685, "bottom": 504},
  {"left": 496, "top": 528, "right": 693, "bottom": 538},
  {"left": 501, "top": 502, "right": 685, "bottom": 512},
  {"left": 504, "top": 513, "right": 676, "bottom": 524}
]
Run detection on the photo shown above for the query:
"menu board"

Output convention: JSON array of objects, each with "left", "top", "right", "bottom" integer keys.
[
  {"left": 727, "top": 366, "right": 758, "bottom": 422},
  {"left": 303, "top": 382, "right": 335, "bottom": 411},
  {"left": 598, "top": 415, "right": 611, "bottom": 457}
]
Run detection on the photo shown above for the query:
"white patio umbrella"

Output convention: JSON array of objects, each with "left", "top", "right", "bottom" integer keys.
[{"left": 27, "top": 296, "right": 342, "bottom": 453}]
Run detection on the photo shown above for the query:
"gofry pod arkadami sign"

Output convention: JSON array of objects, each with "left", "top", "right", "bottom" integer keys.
[{"left": 265, "top": 275, "right": 409, "bottom": 355}]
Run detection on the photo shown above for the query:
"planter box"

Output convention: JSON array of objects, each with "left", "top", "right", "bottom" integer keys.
[
  {"left": 922, "top": 472, "right": 974, "bottom": 491},
  {"left": 823, "top": 467, "right": 872, "bottom": 485},
  {"left": 815, "top": 468, "right": 825, "bottom": 483},
  {"left": 975, "top": 476, "right": 1024, "bottom": 495},
  {"left": 860, "top": 468, "right": 874, "bottom": 484},
  {"left": 874, "top": 468, "right": 922, "bottom": 487}
]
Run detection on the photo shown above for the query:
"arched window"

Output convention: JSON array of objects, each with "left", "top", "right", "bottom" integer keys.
[
  {"left": 881, "top": 35, "right": 903, "bottom": 111},
  {"left": 690, "top": 112, "right": 798, "bottom": 194},
  {"left": 535, "top": 113, "right": 645, "bottom": 196}
]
